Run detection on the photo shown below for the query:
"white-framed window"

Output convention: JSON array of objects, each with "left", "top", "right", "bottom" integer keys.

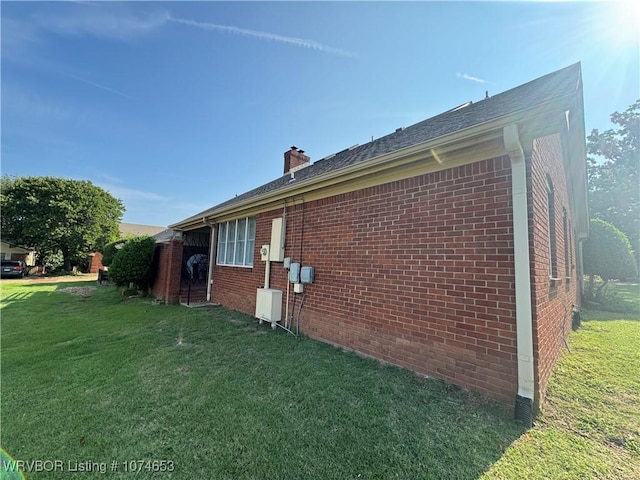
[{"left": 217, "top": 217, "right": 256, "bottom": 267}]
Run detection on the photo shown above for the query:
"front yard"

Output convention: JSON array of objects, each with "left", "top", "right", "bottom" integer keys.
[{"left": 1, "top": 280, "right": 638, "bottom": 479}]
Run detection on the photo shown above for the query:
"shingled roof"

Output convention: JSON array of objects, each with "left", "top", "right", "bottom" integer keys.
[{"left": 173, "top": 63, "right": 582, "bottom": 228}]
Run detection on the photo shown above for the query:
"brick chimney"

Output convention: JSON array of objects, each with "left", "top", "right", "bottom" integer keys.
[{"left": 284, "top": 146, "right": 310, "bottom": 174}]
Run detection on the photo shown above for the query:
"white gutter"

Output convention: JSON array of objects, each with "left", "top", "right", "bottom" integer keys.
[
  {"left": 206, "top": 223, "right": 216, "bottom": 302},
  {"left": 503, "top": 124, "right": 535, "bottom": 423}
]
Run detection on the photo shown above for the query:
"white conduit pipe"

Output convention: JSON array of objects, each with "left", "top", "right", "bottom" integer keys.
[
  {"left": 264, "top": 260, "right": 270, "bottom": 289},
  {"left": 206, "top": 223, "right": 216, "bottom": 302}
]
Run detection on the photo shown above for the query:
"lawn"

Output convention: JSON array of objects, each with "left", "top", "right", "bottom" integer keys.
[
  {"left": 1, "top": 279, "right": 638, "bottom": 479},
  {"left": 482, "top": 306, "right": 640, "bottom": 479},
  {"left": 611, "top": 282, "right": 640, "bottom": 313}
]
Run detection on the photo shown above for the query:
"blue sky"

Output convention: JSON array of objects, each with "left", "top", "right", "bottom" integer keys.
[{"left": 2, "top": 1, "right": 638, "bottom": 227}]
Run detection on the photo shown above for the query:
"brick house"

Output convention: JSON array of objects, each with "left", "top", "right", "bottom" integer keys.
[{"left": 155, "top": 63, "right": 589, "bottom": 423}]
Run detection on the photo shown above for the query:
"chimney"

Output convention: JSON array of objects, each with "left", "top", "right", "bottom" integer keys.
[{"left": 284, "top": 146, "right": 311, "bottom": 174}]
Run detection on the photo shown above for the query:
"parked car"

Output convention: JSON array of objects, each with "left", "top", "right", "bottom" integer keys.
[{"left": 1, "top": 260, "right": 26, "bottom": 278}]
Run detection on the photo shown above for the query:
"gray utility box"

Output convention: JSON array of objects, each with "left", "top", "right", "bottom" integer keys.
[{"left": 300, "top": 266, "right": 314, "bottom": 283}]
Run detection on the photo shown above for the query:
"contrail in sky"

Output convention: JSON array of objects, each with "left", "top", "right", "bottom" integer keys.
[
  {"left": 166, "top": 15, "right": 357, "bottom": 58},
  {"left": 67, "top": 73, "right": 132, "bottom": 98},
  {"left": 456, "top": 72, "right": 486, "bottom": 84}
]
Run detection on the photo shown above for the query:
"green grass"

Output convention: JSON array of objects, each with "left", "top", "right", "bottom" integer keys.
[
  {"left": 482, "top": 307, "right": 640, "bottom": 480},
  {"left": 2, "top": 280, "right": 639, "bottom": 479},
  {"left": 584, "top": 280, "right": 640, "bottom": 314},
  {"left": 1, "top": 280, "right": 522, "bottom": 479},
  {"left": 612, "top": 283, "right": 640, "bottom": 313}
]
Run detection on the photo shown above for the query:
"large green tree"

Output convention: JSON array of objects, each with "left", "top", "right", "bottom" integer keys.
[
  {"left": 1, "top": 176, "right": 125, "bottom": 271},
  {"left": 587, "top": 99, "right": 640, "bottom": 272}
]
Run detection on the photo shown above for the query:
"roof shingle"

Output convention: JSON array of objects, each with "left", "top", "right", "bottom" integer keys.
[{"left": 176, "top": 63, "right": 581, "bottom": 225}]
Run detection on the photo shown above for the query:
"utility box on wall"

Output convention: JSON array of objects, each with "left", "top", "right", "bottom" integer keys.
[
  {"left": 255, "top": 288, "right": 282, "bottom": 323},
  {"left": 300, "top": 266, "right": 315, "bottom": 283},
  {"left": 289, "top": 263, "right": 301, "bottom": 283},
  {"left": 270, "top": 217, "right": 285, "bottom": 262}
]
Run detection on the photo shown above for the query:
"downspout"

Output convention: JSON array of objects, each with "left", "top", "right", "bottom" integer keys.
[
  {"left": 576, "top": 238, "right": 585, "bottom": 290},
  {"left": 206, "top": 222, "right": 216, "bottom": 302},
  {"left": 504, "top": 124, "right": 535, "bottom": 426}
]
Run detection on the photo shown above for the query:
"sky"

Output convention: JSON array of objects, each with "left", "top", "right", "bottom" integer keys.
[{"left": 2, "top": 1, "right": 639, "bottom": 227}]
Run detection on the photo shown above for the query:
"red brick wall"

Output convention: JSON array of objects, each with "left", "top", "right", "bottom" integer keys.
[
  {"left": 210, "top": 156, "right": 519, "bottom": 403},
  {"left": 152, "top": 238, "right": 183, "bottom": 304},
  {"left": 528, "top": 133, "right": 579, "bottom": 407},
  {"left": 152, "top": 243, "right": 170, "bottom": 300},
  {"left": 89, "top": 252, "right": 103, "bottom": 273}
]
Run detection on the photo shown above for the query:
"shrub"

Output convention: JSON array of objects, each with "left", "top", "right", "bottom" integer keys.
[
  {"left": 100, "top": 239, "right": 129, "bottom": 267},
  {"left": 108, "top": 236, "right": 156, "bottom": 291},
  {"left": 37, "top": 250, "right": 64, "bottom": 271},
  {"left": 583, "top": 219, "right": 637, "bottom": 299},
  {"left": 582, "top": 278, "right": 639, "bottom": 314}
]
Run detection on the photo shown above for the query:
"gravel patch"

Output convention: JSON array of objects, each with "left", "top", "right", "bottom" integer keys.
[{"left": 57, "top": 286, "right": 97, "bottom": 297}]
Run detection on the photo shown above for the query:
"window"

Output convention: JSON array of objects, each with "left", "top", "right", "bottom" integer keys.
[
  {"left": 217, "top": 217, "right": 256, "bottom": 267},
  {"left": 569, "top": 227, "right": 574, "bottom": 271},
  {"left": 546, "top": 176, "right": 558, "bottom": 279}
]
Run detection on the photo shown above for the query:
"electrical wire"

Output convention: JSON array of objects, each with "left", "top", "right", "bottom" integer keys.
[{"left": 296, "top": 291, "right": 306, "bottom": 337}]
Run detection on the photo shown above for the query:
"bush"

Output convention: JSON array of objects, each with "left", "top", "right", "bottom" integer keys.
[
  {"left": 37, "top": 250, "right": 64, "bottom": 271},
  {"left": 108, "top": 236, "right": 156, "bottom": 291},
  {"left": 101, "top": 239, "right": 129, "bottom": 267},
  {"left": 583, "top": 219, "right": 637, "bottom": 299},
  {"left": 582, "top": 277, "right": 639, "bottom": 313}
]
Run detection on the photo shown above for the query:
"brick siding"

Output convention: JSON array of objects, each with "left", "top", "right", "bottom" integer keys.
[
  {"left": 177, "top": 136, "right": 580, "bottom": 407},
  {"left": 89, "top": 252, "right": 103, "bottom": 273},
  {"left": 528, "top": 133, "right": 579, "bottom": 408},
  {"left": 210, "top": 156, "right": 519, "bottom": 403},
  {"left": 152, "top": 238, "right": 183, "bottom": 304}
]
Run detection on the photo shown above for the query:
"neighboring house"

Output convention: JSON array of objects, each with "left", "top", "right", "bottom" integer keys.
[
  {"left": 155, "top": 63, "right": 588, "bottom": 424},
  {"left": 119, "top": 222, "right": 167, "bottom": 238},
  {"left": 89, "top": 223, "right": 167, "bottom": 273},
  {"left": 0, "top": 240, "right": 36, "bottom": 266}
]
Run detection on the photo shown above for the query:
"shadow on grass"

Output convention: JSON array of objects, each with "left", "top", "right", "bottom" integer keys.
[
  {"left": 195, "top": 305, "right": 528, "bottom": 477},
  {"left": 0, "top": 284, "right": 57, "bottom": 306},
  {"left": 0, "top": 279, "right": 113, "bottom": 307},
  {"left": 582, "top": 309, "right": 640, "bottom": 322},
  {"left": 2, "top": 281, "right": 527, "bottom": 479}
]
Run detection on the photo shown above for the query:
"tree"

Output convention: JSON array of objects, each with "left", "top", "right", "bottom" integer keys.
[
  {"left": 1, "top": 176, "right": 124, "bottom": 271},
  {"left": 587, "top": 100, "right": 640, "bottom": 273},
  {"left": 583, "top": 219, "right": 637, "bottom": 298},
  {"left": 108, "top": 236, "right": 156, "bottom": 291}
]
